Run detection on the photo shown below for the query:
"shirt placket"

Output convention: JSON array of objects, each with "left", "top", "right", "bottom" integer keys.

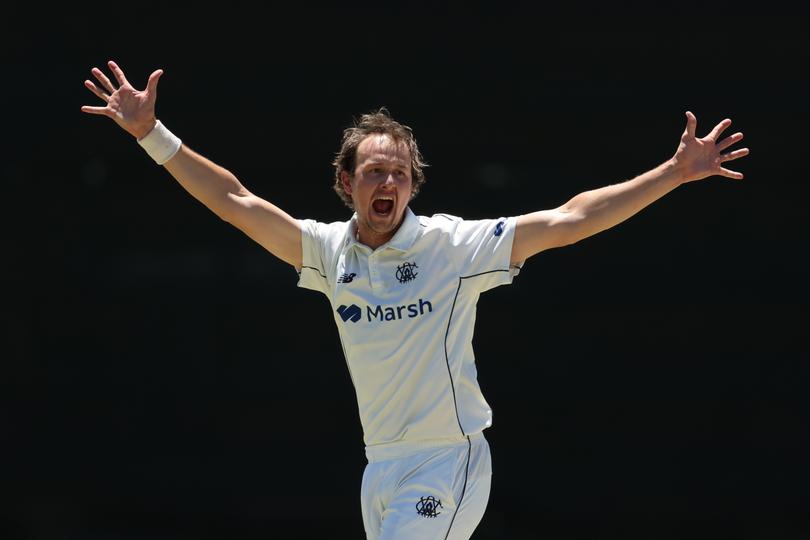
[{"left": 368, "top": 250, "right": 385, "bottom": 291}]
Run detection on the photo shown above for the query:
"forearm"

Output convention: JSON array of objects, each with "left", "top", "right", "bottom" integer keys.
[
  {"left": 163, "top": 144, "right": 251, "bottom": 223},
  {"left": 81, "top": 61, "right": 307, "bottom": 266},
  {"left": 160, "top": 143, "right": 302, "bottom": 267},
  {"left": 561, "top": 159, "right": 685, "bottom": 241}
]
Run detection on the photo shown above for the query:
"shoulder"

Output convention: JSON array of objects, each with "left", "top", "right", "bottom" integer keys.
[
  {"left": 417, "top": 212, "right": 507, "bottom": 234},
  {"left": 300, "top": 216, "right": 350, "bottom": 233},
  {"left": 299, "top": 217, "right": 352, "bottom": 249},
  {"left": 428, "top": 212, "right": 462, "bottom": 223},
  {"left": 417, "top": 212, "right": 503, "bottom": 241},
  {"left": 417, "top": 212, "right": 463, "bottom": 233},
  {"left": 418, "top": 212, "right": 516, "bottom": 247}
]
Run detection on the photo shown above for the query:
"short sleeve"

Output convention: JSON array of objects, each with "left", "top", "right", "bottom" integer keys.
[
  {"left": 297, "top": 218, "right": 331, "bottom": 296},
  {"left": 450, "top": 215, "right": 523, "bottom": 293}
]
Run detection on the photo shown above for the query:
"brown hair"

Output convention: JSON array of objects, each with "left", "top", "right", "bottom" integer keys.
[{"left": 332, "top": 107, "right": 428, "bottom": 209}]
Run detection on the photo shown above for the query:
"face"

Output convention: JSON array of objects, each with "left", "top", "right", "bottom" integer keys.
[{"left": 341, "top": 134, "right": 413, "bottom": 248}]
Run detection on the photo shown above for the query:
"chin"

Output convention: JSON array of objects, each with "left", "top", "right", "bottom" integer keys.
[{"left": 362, "top": 203, "right": 406, "bottom": 231}]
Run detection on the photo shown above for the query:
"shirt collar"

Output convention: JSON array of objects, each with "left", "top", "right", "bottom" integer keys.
[{"left": 347, "top": 207, "right": 421, "bottom": 253}]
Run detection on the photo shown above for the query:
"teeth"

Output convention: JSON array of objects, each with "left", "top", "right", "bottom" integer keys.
[{"left": 375, "top": 196, "right": 394, "bottom": 201}]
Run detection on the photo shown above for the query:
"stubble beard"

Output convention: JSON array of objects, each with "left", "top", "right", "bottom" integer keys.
[{"left": 359, "top": 206, "right": 405, "bottom": 244}]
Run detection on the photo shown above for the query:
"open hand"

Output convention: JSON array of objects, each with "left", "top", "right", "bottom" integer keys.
[
  {"left": 81, "top": 60, "right": 163, "bottom": 139},
  {"left": 673, "top": 111, "right": 750, "bottom": 183}
]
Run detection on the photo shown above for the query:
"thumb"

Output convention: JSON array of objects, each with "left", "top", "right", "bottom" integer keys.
[{"left": 684, "top": 110, "right": 697, "bottom": 138}]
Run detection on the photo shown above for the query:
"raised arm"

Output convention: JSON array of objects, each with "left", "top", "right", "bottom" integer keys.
[
  {"left": 81, "top": 60, "right": 302, "bottom": 268},
  {"left": 511, "top": 111, "right": 750, "bottom": 265}
]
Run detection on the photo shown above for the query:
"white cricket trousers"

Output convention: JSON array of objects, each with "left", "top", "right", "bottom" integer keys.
[{"left": 361, "top": 432, "right": 492, "bottom": 540}]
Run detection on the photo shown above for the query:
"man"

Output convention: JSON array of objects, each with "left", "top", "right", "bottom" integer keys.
[{"left": 81, "top": 60, "right": 749, "bottom": 540}]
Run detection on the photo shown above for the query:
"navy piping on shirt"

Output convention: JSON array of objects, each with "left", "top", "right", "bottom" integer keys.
[
  {"left": 443, "top": 268, "right": 512, "bottom": 437},
  {"left": 300, "top": 265, "right": 327, "bottom": 279}
]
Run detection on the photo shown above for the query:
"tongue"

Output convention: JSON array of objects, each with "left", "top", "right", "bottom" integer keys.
[{"left": 373, "top": 199, "right": 394, "bottom": 214}]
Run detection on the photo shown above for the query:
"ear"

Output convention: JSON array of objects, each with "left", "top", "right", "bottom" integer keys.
[{"left": 340, "top": 170, "right": 353, "bottom": 195}]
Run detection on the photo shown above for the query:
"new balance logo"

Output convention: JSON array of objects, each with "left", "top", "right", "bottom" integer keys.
[
  {"left": 336, "top": 304, "right": 362, "bottom": 323},
  {"left": 338, "top": 272, "right": 357, "bottom": 283}
]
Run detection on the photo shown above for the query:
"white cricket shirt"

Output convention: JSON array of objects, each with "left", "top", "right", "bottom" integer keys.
[{"left": 297, "top": 208, "right": 522, "bottom": 460}]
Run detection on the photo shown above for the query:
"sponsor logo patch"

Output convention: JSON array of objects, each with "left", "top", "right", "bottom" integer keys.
[{"left": 336, "top": 304, "right": 362, "bottom": 323}]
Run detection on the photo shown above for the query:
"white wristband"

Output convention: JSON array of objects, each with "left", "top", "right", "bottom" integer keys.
[{"left": 137, "top": 120, "right": 182, "bottom": 165}]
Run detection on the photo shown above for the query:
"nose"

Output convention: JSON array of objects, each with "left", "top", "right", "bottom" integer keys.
[{"left": 381, "top": 173, "right": 395, "bottom": 186}]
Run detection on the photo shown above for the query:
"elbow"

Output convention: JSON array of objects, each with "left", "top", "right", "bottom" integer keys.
[
  {"left": 216, "top": 199, "right": 238, "bottom": 225},
  {"left": 551, "top": 208, "right": 587, "bottom": 248},
  {"left": 219, "top": 191, "right": 254, "bottom": 225}
]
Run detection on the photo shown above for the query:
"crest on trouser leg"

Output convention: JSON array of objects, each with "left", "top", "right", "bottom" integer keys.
[{"left": 416, "top": 496, "right": 442, "bottom": 518}]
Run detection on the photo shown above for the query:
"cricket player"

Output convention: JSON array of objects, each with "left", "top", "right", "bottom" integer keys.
[{"left": 81, "top": 60, "right": 749, "bottom": 539}]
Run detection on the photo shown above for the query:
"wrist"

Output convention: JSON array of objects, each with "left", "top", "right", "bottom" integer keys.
[
  {"left": 137, "top": 120, "right": 182, "bottom": 165},
  {"left": 132, "top": 119, "right": 157, "bottom": 140},
  {"left": 663, "top": 157, "right": 690, "bottom": 185}
]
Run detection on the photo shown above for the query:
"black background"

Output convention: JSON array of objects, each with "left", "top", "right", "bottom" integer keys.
[{"left": 4, "top": 4, "right": 809, "bottom": 539}]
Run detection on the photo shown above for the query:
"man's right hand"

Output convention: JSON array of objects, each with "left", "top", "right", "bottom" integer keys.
[{"left": 81, "top": 60, "right": 162, "bottom": 139}]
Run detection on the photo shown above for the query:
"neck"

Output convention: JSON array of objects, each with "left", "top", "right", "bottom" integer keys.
[
  {"left": 355, "top": 210, "right": 407, "bottom": 250},
  {"left": 357, "top": 226, "right": 397, "bottom": 250}
]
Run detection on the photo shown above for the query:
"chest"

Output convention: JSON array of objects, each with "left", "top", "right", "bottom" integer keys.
[{"left": 330, "top": 245, "right": 460, "bottom": 317}]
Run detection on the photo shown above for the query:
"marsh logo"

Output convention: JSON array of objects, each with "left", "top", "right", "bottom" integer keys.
[
  {"left": 336, "top": 299, "right": 433, "bottom": 324},
  {"left": 336, "top": 304, "right": 362, "bottom": 323},
  {"left": 494, "top": 220, "right": 505, "bottom": 237}
]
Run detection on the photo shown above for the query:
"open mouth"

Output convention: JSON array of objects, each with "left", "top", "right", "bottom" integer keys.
[{"left": 372, "top": 196, "right": 394, "bottom": 216}]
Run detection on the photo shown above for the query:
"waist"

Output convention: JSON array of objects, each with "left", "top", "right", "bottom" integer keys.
[{"left": 364, "top": 431, "right": 485, "bottom": 463}]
